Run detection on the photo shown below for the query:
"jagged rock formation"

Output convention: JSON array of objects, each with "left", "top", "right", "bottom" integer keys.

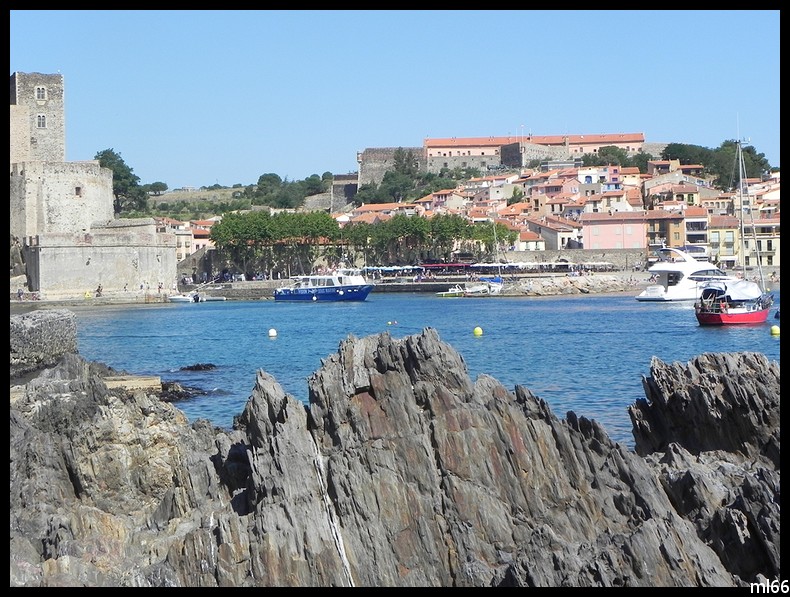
[{"left": 9, "top": 311, "right": 780, "bottom": 587}]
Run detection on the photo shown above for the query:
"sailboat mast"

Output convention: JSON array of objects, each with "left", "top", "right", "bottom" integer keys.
[
  {"left": 737, "top": 141, "right": 767, "bottom": 291},
  {"left": 491, "top": 214, "right": 502, "bottom": 277}
]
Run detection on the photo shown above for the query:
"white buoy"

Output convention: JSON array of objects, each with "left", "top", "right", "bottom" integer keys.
[
  {"left": 312, "top": 295, "right": 317, "bottom": 301},
  {"left": 268, "top": 328, "right": 277, "bottom": 338}
]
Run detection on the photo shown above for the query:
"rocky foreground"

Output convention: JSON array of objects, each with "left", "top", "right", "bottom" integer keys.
[{"left": 9, "top": 309, "right": 780, "bottom": 587}]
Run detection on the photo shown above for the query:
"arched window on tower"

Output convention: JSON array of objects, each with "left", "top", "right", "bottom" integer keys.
[{"left": 36, "top": 114, "right": 47, "bottom": 128}]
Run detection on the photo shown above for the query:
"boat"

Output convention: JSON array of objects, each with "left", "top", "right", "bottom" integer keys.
[
  {"left": 168, "top": 292, "right": 227, "bottom": 303},
  {"left": 694, "top": 279, "right": 773, "bottom": 325},
  {"left": 273, "top": 267, "right": 375, "bottom": 302},
  {"left": 693, "top": 140, "right": 774, "bottom": 325},
  {"left": 635, "top": 246, "right": 737, "bottom": 302},
  {"left": 462, "top": 217, "right": 506, "bottom": 297},
  {"left": 463, "top": 275, "right": 504, "bottom": 296},
  {"left": 436, "top": 284, "right": 465, "bottom": 298}
]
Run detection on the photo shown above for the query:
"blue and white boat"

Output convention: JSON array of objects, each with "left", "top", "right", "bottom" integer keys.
[{"left": 273, "top": 268, "right": 375, "bottom": 302}]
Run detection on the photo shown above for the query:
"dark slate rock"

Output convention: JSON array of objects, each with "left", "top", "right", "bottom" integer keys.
[
  {"left": 179, "top": 363, "right": 217, "bottom": 371},
  {"left": 8, "top": 311, "right": 780, "bottom": 587}
]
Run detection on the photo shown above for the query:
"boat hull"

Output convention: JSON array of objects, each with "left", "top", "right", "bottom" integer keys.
[
  {"left": 464, "top": 282, "right": 503, "bottom": 296},
  {"left": 273, "top": 284, "right": 374, "bottom": 302},
  {"left": 436, "top": 285, "right": 465, "bottom": 298},
  {"left": 695, "top": 308, "right": 771, "bottom": 326},
  {"left": 168, "top": 293, "right": 227, "bottom": 303}
]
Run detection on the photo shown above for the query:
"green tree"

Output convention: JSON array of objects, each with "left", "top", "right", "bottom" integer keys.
[
  {"left": 149, "top": 181, "right": 168, "bottom": 195},
  {"left": 393, "top": 147, "right": 420, "bottom": 177},
  {"left": 95, "top": 148, "right": 148, "bottom": 215},
  {"left": 629, "top": 151, "right": 654, "bottom": 173},
  {"left": 596, "top": 145, "right": 630, "bottom": 166},
  {"left": 428, "top": 214, "right": 471, "bottom": 261},
  {"left": 300, "top": 174, "right": 327, "bottom": 196},
  {"left": 661, "top": 143, "right": 712, "bottom": 166},
  {"left": 378, "top": 171, "right": 414, "bottom": 203}
]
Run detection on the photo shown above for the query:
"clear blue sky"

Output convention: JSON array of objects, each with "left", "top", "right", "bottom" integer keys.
[{"left": 11, "top": 10, "right": 780, "bottom": 190}]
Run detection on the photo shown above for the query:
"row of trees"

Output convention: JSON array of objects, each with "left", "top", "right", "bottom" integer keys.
[{"left": 208, "top": 210, "right": 516, "bottom": 279}]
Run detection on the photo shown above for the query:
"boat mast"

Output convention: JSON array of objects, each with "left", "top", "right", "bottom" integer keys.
[
  {"left": 737, "top": 141, "right": 767, "bottom": 291},
  {"left": 490, "top": 212, "right": 502, "bottom": 278}
]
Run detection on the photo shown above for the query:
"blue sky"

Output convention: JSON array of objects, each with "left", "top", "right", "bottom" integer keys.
[{"left": 10, "top": 10, "right": 780, "bottom": 190}]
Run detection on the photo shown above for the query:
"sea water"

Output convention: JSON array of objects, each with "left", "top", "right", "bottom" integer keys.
[{"left": 69, "top": 291, "right": 780, "bottom": 448}]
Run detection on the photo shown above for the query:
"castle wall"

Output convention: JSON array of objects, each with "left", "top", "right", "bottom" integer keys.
[
  {"left": 641, "top": 142, "right": 669, "bottom": 158},
  {"left": 10, "top": 161, "right": 114, "bottom": 239},
  {"left": 9, "top": 105, "right": 31, "bottom": 163},
  {"left": 521, "top": 142, "right": 570, "bottom": 164},
  {"left": 25, "top": 219, "right": 178, "bottom": 296},
  {"left": 357, "top": 147, "right": 425, "bottom": 187}
]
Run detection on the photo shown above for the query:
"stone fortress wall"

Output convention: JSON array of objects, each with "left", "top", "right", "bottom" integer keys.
[
  {"left": 359, "top": 138, "right": 655, "bottom": 189},
  {"left": 10, "top": 161, "right": 114, "bottom": 239},
  {"left": 27, "top": 219, "right": 178, "bottom": 297},
  {"left": 357, "top": 147, "right": 425, "bottom": 187}
]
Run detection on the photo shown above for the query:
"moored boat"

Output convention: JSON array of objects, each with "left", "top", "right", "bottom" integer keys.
[
  {"left": 463, "top": 276, "right": 504, "bottom": 296},
  {"left": 693, "top": 140, "right": 773, "bottom": 325},
  {"left": 694, "top": 279, "right": 773, "bottom": 325},
  {"left": 635, "top": 247, "right": 736, "bottom": 302},
  {"left": 436, "top": 284, "right": 465, "bottom": 298},
  {"left": 168, "top": 292, "right": 227, "bottom": 303},
  {"left": 273, "top": 268, "right": 375, "bottom": 302}
]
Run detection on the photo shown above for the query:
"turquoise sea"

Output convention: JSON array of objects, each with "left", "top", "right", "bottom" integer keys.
[{"left": 69, "top": 290, "right": 780, "bottom": 449}]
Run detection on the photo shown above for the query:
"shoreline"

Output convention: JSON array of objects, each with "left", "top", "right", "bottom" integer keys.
[
  {"left": 10, "top": 272, "right": 653, "bottom": 310},
  {"left": 9, "top": 269, "right": 780, "bottom": 312}
]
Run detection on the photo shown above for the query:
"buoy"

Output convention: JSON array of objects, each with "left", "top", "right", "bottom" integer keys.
[
  {"left": 268, "top": 328, "right": 277, "bottom": 338},
  {"left": 473, "top": 326, "right": 483, "bottom": 336},
  {"left": 770, "top": 325, "right": 780, "bottom": 336},
  {"left": 312, "top": 295, "right": 317, "bottom": 301},
  {"left": 387, "top": 321, "right": 392, "bottom": 325}
]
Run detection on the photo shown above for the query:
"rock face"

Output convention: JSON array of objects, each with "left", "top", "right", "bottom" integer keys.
[
  {"left": 9, "top": 311, "right": 780, "bottom": 587},
  {"left": 10, "top": 309, "right": 78, "bottom": 379}
]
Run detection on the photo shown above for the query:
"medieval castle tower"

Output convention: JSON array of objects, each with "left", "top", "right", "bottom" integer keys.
[{"left": 10, "top": 71, "right": 177, "bottom": 296}]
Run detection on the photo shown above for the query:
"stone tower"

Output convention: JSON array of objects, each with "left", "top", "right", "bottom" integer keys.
[{"left": 10, "top": 72, "right": 66, "bottom": 164}]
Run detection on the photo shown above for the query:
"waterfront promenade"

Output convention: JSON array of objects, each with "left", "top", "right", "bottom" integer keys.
[{"left": 10, "top": 267, "right": 780, "bottom": 309}]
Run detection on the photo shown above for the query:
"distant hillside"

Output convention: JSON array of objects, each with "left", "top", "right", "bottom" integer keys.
[{"left": 154, "top": 188, "right": 243, "bottom": 204}]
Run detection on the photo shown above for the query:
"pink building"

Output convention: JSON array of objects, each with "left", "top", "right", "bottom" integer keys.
[{"left": 579, "top": 211, "right": 648, "bottom": 250}]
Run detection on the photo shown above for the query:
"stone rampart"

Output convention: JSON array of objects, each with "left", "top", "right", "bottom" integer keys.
[
  {"left": 10, "top": 161, "right": 114, "bottom": 239},
  {"left": 26, "top": 219, "right": 178, "bottom": 296},
  {"left": 358, "top": 147, "right": 425, "bottom": 187}
]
